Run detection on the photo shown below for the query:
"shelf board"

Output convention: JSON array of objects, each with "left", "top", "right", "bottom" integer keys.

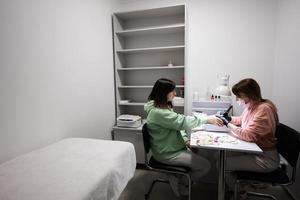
[
  {"left": 117, "top": 66, "right": 184, "bottom": 71},
  {"left": 115, "top": 24, "right": 185, "bottom": 37},
  {"left": 114, "top": 4, "right": 185, "bottom": 20},
  {"left": 118, "top": 85, "right": 184, "bottom": 89},
  {"left": 173, "top": 104, "right": 184, "bottom": 107},
  {"left": 118, "top": 85, "right": 153, "bottom": 89},
  {"left": 116, "top": 45, "right": 185, "bottom": 54},
  {"left": 119, "top": 102, "right": 184, "bottom": 107},
  {"left": 119, "top": 102, "right": 145, "bottom": 106}
]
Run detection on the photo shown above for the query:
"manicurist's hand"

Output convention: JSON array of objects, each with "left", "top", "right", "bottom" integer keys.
[
  {"left": 207, "top": 115, "right": 224, "bottom": 126},
  {"left": 216, "top": 115, "right": 229, "bottom": 126}
]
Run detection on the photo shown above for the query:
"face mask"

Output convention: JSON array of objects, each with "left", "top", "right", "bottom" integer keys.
[{"left": 237, "top": 100, "right": 246, "bottom": 107}]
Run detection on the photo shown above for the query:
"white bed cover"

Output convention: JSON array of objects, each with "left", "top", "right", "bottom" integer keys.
[{"left": 0, "top": 138, "right": 136, "bottom": 200}]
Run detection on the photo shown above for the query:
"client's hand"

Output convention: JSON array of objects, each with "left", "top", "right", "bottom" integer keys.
[
  {"left": 216, "top": 115, "right": 229, "bottom": 126},
  {"left": 207, "top": 115, "right": 223, "bottom": 126}
]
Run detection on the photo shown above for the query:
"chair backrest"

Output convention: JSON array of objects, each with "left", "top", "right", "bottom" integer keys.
[
  {"left": 142, "top": 123, "right": 151, "bottom": 154},
  {"left": 276, "top": 123, "right": 300, "bottom": 167}
]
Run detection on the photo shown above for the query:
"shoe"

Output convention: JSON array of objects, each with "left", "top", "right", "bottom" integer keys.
[{"left": 167, "top": 175, "right": 180, "bottom": 197}]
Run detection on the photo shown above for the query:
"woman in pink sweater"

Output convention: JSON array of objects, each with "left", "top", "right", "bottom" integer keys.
[{"left": 224, "top": 78, "right": 280, "bottom": 196}]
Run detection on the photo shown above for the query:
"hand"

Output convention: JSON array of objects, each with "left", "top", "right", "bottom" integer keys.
[
  {"left": 222, "top": 112, "right": 232, "bottom": 122},
  {"left": 216, "top": 115, "right": 229, "bottom": 126},
  {"left": 207, "top": 115, "right": 223, "bottom": 126},
  {"left": 219, "top": 111, "right": 232, "bottom": 122}
]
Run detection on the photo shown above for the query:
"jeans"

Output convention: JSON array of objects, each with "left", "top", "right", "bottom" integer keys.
[
  {"left": 159, "top": 149, "right": 211, "bottom": 182},
  {"left": 225, "top": 149, "right": 279, "bottom": 190}
]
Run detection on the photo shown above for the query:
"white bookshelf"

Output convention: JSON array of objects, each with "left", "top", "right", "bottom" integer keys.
[{"left": 112, "top": 4, "right": 186, "bottom": 163}]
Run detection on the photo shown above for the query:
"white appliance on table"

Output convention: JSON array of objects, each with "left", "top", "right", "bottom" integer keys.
[{"left": 117, "top": 115, "right": 142, "bottom": 128}]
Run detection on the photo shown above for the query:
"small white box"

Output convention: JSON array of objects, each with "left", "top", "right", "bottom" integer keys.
[{"left": 117, "top": 115, "right": 142, "bottom": 128}]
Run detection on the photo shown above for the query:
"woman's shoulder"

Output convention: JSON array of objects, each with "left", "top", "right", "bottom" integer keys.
[
  {"left": 150, "top": 105, "right": 173, "bottom": 115},
  {"left": 256, "top": 100, "right": 279, "bottom": 123},
  {"left": 257, "top": 100, "right": 277, "bottom": 113}
]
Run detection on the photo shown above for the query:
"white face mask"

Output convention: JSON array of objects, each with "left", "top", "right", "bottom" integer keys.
[{"left": 237, "top": 99, "right": 246, "bottom": 107}]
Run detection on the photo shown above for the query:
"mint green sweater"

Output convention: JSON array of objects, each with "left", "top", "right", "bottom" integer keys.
[{"left": 144, "top": 100, "right": 207, "bottom": 161}]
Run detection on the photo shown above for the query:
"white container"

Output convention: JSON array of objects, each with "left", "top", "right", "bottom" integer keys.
[
  {"left": 193, "top": 90, "right": 199, "bottom": 101},
  {"left": 215, "top": 74, "right": 231, "bottom": 96},
  {"left": 168, "top": 59, "right": 173, "bottom": 67},
  {"left": 172, "top": 97, "right": 184, "bottom": 106},
  {"left": 117, "top": 115, "right": 142, "bottom": 128}
]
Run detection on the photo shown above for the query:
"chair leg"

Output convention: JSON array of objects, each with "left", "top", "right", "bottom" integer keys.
[
  {"left": 187, "top": 174, "right": 192, "bottom": 200},
  {"left": 283, "top": 185, "right": 297, "bottom": 200},
  {"left": 234, "top": 180, "right": 277, "bottom": 200},
  {"left": 145, "top": 178, "right": 169, "bottom": 199},
  {"left": 247, "top": 191, "right": 277, "bottom": 200},
  {"left": 179, "top": 173, "right": 192, "bottom": 200},
  {"left": 234, "top": 180, "right": 239, "bottom": 200}
]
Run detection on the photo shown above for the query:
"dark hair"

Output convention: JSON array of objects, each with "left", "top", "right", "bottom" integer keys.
[
  {"left": 148, "top": 78, "right": 176, "bottom": 108},
  {"left": 232, "top": 78, "right": 263, "bottom": 102}
]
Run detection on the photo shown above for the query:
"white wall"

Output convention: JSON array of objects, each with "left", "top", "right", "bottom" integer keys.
[
  {"left": 272, "top": 0, "right": 300, "bottom": 198},
  {"left": 273, "top": 0, "right": 300, "bottom": 131},
  {"left": 0, "top": 0, "right": 117, "bottom": 163},
  {"left": 186, "top": 0, "right": 277, "bottom": 114}
]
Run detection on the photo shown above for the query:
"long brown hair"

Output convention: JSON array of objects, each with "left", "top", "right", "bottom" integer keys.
[
  {"left": 148, "top": 78, "right": 175, "bottom": 108},
  {"left": 232, "top": 78, "right": 263, "bottom": 102},
  {"left": 233, "top": 78, "right": 279, "bottom": 123}
]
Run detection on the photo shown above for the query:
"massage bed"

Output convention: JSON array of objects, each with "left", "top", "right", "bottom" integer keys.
[{"left": 0, "top": 138, "right": 136, "bottom": 200}]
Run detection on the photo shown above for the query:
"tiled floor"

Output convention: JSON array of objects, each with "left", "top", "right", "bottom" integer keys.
[{"left": 119, "top": 169, "right": 294, "bottom": 200}]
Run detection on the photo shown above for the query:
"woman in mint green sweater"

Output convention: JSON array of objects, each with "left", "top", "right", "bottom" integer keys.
[{"left": 144, "top": 78, "right": 222, "bottom": 185}]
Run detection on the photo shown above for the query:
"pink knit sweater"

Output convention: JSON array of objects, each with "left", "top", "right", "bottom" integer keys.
[{"left": 228, "top": 100, "right": 279, "bottom": 150}]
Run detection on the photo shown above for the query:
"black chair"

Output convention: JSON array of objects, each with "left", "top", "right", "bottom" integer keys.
[
  {"left": 233, "top": 123, "right": 300, "bottom": 200},
  {"left": 142, "top": 123, "right": 192, "bottom": 200}
]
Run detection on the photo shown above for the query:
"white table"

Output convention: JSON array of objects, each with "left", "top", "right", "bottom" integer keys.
[{"left": 190, "top": 130, "right": 262, "bottom": 200}]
